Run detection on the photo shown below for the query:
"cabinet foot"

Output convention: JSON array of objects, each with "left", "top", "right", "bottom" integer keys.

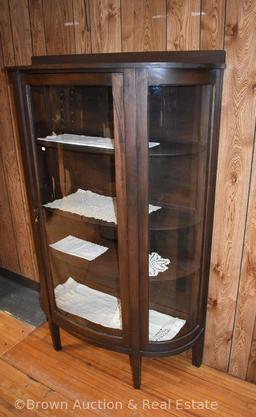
[
  {"left": 192, "top": 333, "right": 204, "bottom": 367},
  {"left": 129, "top": 353, "right": 141, "bottom": 389},
  {"left": 48, "top": 319, "right": 62, "bottom": 351}
]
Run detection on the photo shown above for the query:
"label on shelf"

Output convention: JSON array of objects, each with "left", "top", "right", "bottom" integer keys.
[{"left": 49, "top": 235, "right": 109, "bottom": 261}]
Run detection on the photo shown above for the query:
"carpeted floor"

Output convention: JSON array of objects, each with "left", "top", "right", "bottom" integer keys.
[{"left": 0, "top": 275, "right": 46, "bottom": 326}]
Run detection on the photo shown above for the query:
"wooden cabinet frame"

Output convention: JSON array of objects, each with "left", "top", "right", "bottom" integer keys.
[{"left": 7, "top": 51, "right": 225, "bottom": 388}]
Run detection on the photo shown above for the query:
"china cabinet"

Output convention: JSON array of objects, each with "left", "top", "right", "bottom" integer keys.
[{"left": 7, "top": 51, "right": 225, "bottom": 388}]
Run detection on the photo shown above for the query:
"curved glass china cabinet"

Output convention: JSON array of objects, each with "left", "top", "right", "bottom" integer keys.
[{"left": 7, "top": 51, "right": 225, "bottom": 388}]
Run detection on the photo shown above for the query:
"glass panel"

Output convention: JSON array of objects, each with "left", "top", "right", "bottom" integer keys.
[
  {"left": 148, "top": 84, "right": 212, "bottom": 342},
  {"left": 30, "top": 84, "right": 122, "bottom": 335}
]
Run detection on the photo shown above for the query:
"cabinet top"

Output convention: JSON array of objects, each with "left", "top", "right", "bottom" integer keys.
[{"left": 7, "top": 51, "right": 225, "bottom": 71}]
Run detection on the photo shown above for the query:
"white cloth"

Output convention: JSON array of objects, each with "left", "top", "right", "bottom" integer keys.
[
  {"left": 49, "top": 235, "right": 108, "bottom": 261},
  {"left": 55, "top": 277, "right": 121, "bottom": 329},
  {"left": 44, "top": 189, "right": 161, "bottom": 224},
  {"left": 149, "top": 252, "right": 171, "bottom": 276},
  {"left": 54, "top": 277, "right": 186, "bottom": 340},
  {"left": 38, "top": 133, "right": 160, "bottom": 149}
]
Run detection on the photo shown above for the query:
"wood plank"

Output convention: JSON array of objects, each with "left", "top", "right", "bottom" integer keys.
[
  {"left": 229, "top": 134, "right": 256, "bottom": 378},
  {"left": 73, "top": 0, "right": 92, "bottom": 53},
  {"left": 0, "top": 148, "right": 19, "bottom": 273},
  {"left": 0, "top": 0, "right": 16, "bottom": 66},
  {"left": 9, "top": 0, "right": 32, "bottom": 65},
  {"left": 42, "top": 0, "right": 76, "bottom": 55},
  {"left": 200, "top": 0, "right": 226, "bottom": 50},
  {"left": 247, "top": 318, "right": 256, "bottom": 383},
  {"left": 3, "top": 323, "right": 256, "bottom": 416},
  {"left": 0, "top": 311, "right": 33, "bottom": 356},
  {"left": 0, "top": 358, "right": 99, "bottom": 417},
  {"left": 167, "top": 0, "right": 201, "bottom": 50},
  {"left": 89, "top": 0, "right": 121, "bottom": 53},
  {"left": 0, "top": 35, "right": 38, "bottom": 280},
  {"left": 28, "top": 0, "right": 46, "bottom": 56},
  {"left": 204, "top": 0, "right": 256, "bottom": 371},
  {"left": 121, "top": 0, "right": 167, "bottom": 52}
]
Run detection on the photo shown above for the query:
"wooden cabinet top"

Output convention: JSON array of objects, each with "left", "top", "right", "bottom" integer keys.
[{"left": 7, "top": 51, "right": 225, "bottom": 71}]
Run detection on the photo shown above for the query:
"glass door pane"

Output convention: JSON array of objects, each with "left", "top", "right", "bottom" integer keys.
[
  {"left": 148, "top": 84, "right": 212, "bottom": 342},
  {"left": 30, "top": 82, "right": 123, "bottom": 335}
]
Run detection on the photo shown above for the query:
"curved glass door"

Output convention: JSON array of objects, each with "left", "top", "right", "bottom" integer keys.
[
  {"left": 28, "top": 74, "right": 127, "bottom": 338},
  {"left": 147, "top": 82, "right": 212, "bottom": 342}
]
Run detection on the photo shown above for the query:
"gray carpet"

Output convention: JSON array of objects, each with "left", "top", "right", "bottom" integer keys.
[{"left": 0, "top": 275, "right": 46, "bottom": 326}]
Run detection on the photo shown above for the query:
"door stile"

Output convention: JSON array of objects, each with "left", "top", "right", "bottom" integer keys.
[
  {"left": 112, "top": 73, "right": 130, "bottom": 346},
  {"left": 136, "top": 69, "right": 150, "bottom": 350}
]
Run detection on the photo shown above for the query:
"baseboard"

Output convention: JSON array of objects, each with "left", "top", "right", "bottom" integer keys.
[{"left": 0, "top": 267, "right": 40, "bottom": 292}]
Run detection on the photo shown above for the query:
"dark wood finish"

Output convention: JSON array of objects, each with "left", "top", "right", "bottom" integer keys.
[
  {"left": 7, "top": 51, "right": 225, "bottom": 388},
  {"left": 31, "top": 50, "right": 225, "bottom": 67}
]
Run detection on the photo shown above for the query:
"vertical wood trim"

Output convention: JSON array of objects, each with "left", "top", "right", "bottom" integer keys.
[
  {"left": 136, "top": 69, "right": 149, "bottom": 348},
  {"left": 121, "top": 0, "right": 167, "bottom": 52},
  {"left": 89, "top": 0, "right": 121, "bottom": 53},
  {"left": 0, "top": 0, "right": 16, "bottom": 66},
  {"left": 112, "top": 73, "right": 129, "bottom": 343},
  {"left": 123, "top": 69, "right": 140, "bottom": 353},
  {"left": 200, "top": 0, "right": 226, "bottom": 50},
  {"left": 42, "top": 0, "right": 76, "bottom": 55},
  {"left": 0, "top": 42, "right": 38, "bottom": 280},
  {"left": 229, "top": 128, "right": 256, "bottom": 379},
  {"left": 167, "top": 0, "right": 201, "bottom": 51},
  {"left": 204, "top": 0, "right": 256, "bottom": 371},
  {"left": 0, "top": 147, "right": 20, "bottom": 272},
  {"left": 9, "top": 0, "right": 33, "bottom": 65},
  {"left": 28, "top": 0, "right": 46, "bottom": 56},
  {"left": 247, "top": 318, "right": 256, "bottom": 383},
  {"left": 73, "top": 0, "right": 92, "bottom": 53}
]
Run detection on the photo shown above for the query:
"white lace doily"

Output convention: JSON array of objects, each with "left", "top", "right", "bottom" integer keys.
[
  {"left": 44, "top": 189, "right": 161, "bottom": 223},
  {"left": 149, "top": 252, "right": 171, "bottom": 276}
]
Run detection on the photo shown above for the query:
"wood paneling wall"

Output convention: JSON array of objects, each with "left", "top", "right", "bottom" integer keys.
[{"left": 0, "top": 0, "right": 255, "bottom": 383}]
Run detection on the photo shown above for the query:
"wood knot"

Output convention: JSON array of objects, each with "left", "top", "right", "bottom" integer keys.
[
  {"left": 225, "top": 23, "right": 238, "bottom": 38},
  {"left": 212, "top": 263, "right": 224, "bottom": 279},
  {"left": 208, "top": 297, "right": 218, "bottom": 308},
  {"left": 230, "top": 171, "right": 238, "bottom": 184}
]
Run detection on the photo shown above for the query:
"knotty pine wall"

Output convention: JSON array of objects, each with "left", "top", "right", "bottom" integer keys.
[{"left": 0, "top": 0, "right": 255, "bottom": 383}]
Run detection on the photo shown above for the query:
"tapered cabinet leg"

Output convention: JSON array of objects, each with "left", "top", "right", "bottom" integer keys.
[
  {"left": 192, "top": 333, "right": 204, "bottom": 367},
  {"left": 129, "top": 353, "right": 142, "bottom": 389},
  {"left": 48, "top": 319, "right": 62, "bottom": 351}
]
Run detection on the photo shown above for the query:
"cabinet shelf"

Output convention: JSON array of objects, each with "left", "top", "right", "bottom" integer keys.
[
  {"left": 149, "top": 207, "right": 200, "bottom": 230},
  {"left": 37, "top": 134, "right": 160, "bottom": 155},
  {"left": 44, "top": 206, "right": 117, "bottom": 228},
  {"left": 149, "top": 142, "right": 206, "bottom": 157},
  {"left": 50, "top": 243, "right": 119, "bottom": 297},
  {"left": 45, "top": 204, "right": 200, "bottom": 232},
  {"left": 37, "top": 135, "right": 205, "bottom": 158},
  {"left": 150, "top": 258, "right": 199, "bottom": 282}
]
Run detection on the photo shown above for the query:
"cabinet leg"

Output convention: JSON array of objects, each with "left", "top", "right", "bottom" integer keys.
[
  {"left": 48, "top": 319, "right": 62, "bottom": 351},
  {"left": 192, "top": 333, "right": 204, "bottom": 367},
  {"left": 129, "top": 353, "right": 141, "bottom": 389}
]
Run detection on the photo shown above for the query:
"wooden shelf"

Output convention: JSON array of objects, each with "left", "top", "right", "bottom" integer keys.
[
  {"left": 37, "top": 138, "right": 115, "bottom": 155},
  {"left": 37, "top": 138, "right": 205, "bottom": 158},
  {"left": 149, "top": 142, "right": 206, "bottom": 157},
  {"left": 149, "top": 206, "right": 200, "bottom": 231},
  {"left": 50, "top": 243, "right": 120, "bottom": 297},
  {"left": 44, "top": 206, "right": 117, "bottom": 228},
  {"left": 44, "top": 203, "right": 200, "bottom": 232},
  {"left": 150, "top": 258, "right": 200, "bottom": 282}
]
